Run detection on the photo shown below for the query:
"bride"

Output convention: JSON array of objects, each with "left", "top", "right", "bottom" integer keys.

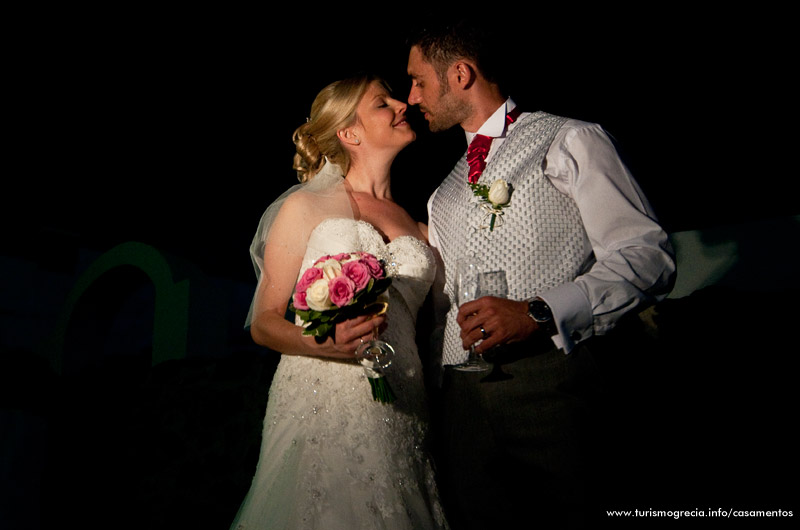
[{"left": 230, "top": 75, "right": 449, "bottom": 529}]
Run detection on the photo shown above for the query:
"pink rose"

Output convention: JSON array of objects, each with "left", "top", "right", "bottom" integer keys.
[
  {"left": 328, "top": 276, "right": 356, "bottom": 307},
  {"left": 331, "top": 253, "right": 351, "bottom": 262},
  {"left": 292, "top": 291, "right": 309, "bottom": 310},
  {"left": 360, "top": 253, "right": 384, "bottom": 279},
  {"left": 296, "top": 266, "right": 324, "bottom": 293},
  {"left": 342, "top": 260, "right": 371, "bottom": 291}
]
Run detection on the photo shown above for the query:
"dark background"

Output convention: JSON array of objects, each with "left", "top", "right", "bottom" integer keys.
[
  {"left": 3, "top": 6, "right": 798, "bottom": 529},
  {"left": 7, "top": 6, "right": 797, "bottom": 280}
]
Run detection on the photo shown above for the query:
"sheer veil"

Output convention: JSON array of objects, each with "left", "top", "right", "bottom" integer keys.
[{"left": 245, "top": 160, "right": 355, "bottom": 327}]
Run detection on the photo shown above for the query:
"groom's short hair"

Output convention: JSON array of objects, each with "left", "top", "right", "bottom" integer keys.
[{"left": 406, "top": 17, "right": 505, "bottom": 90}]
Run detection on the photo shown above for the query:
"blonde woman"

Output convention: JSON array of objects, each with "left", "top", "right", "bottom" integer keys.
[{"left": 230, "top": 75, "right": 448, "bottom": 529}]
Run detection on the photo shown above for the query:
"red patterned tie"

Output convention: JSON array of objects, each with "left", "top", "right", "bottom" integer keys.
[
  {"left": 466, "top": 134, "right": 492, "bottom": 184},
  {"left": 465, "top": 106, "right": 523, "bottom": 184}
]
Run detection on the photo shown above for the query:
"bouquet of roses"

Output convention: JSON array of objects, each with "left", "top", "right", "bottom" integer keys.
[
  {"left": 290, "top": 252, "right": 391, "bottom": 336},
  {"left": 289, "top": 252, "right": 396, "bottom": 403}
]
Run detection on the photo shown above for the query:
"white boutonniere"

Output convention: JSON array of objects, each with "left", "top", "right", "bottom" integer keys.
[{"left": 469, "top": 179, "right": 513, "bottom": 232}]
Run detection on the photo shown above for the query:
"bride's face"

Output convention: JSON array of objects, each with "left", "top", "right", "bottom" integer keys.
[{"left": 352, "top": 81, "right": 415, "bottom": 153}]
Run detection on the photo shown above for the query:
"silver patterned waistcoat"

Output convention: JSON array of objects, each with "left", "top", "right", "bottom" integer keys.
[{"left": 431, "top": 112, "right": 589, "bottom": 365}]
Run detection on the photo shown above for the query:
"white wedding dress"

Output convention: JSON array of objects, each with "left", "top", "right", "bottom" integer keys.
[{"left": 231, "top": 218, "right": 448, "bottom": 530}]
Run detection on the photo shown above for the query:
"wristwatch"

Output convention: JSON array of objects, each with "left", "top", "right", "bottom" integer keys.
[{"left": 527, "top": 298, "right": 554, "bottom": 332}]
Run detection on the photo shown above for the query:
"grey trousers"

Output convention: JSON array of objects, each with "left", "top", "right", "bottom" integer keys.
[{"left": 434, "top": 339, "right": 605, "bottom": 530}]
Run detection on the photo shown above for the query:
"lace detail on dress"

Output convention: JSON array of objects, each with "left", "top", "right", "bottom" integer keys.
[{"left": 231, "top": 218, "right": 447, "bottom": 530}]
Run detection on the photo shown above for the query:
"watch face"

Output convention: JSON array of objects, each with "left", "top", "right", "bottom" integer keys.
[{"left": 529, "top": 300, "right": 552, "bottom": 322}]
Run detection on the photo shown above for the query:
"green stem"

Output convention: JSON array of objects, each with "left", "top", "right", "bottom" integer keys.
[{"left": 368, "top": 377, "right": 396, "bottom": 404}]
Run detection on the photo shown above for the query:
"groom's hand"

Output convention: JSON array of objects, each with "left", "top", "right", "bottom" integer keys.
[{"left": 457, "top": 297, "right": 537, "bottom": 353}]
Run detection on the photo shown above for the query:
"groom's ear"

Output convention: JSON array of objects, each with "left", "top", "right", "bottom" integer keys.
[{"left": 450, "top": 60, "right": 477, "bottom": 90}]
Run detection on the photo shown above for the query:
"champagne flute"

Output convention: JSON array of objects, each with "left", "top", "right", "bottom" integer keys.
[
  {"left": 355, "top": 301, "right": 396, "bottom": 402},
  {"left": 453, "top": 258, "right": 492, "bottom": 372},
  {"left": 478, "top": 270, "right": 509, "bottom": 302},
  {"left": 355, "top": 302, "right": 395, "bottom": 369},
  {"left": 474, "top": 269, "right": 514, "bottom": 381}
]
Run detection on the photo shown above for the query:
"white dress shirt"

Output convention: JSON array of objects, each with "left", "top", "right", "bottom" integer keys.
[{"left": 427, "top": 99, "right": 676, "bottom": 353}]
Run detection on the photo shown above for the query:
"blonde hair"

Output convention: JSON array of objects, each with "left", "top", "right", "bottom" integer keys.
[{"left": 292, "top": 74, "right": 384, "bottom": 182}]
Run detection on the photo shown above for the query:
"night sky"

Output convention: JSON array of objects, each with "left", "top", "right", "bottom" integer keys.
[{"left": 7, "top": 7, "right": 796, "bottom": 283}]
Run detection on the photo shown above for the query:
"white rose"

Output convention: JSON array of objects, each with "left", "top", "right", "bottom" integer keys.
[
  {"left": 317, "top": 259, "right": 343, "bottom": 281},
  {"left": 488, "top": 179, "right": 510, "bottom": 206},
  {"left": 305, "top": 278, "right": 332, "bottom": 311}
]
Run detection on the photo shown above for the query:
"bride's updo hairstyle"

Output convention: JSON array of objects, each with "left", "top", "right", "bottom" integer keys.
[{"left": 292, "top": 74, "right": 383, "bottom": 183}]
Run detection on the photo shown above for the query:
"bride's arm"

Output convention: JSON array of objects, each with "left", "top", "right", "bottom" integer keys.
[{"left": 249, "top": 195, "right": 384, "bottom": 360}]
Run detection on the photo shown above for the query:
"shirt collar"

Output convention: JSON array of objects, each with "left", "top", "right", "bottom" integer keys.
[{"left": 466, "top": 98, "right": 517, "bottom": 145}]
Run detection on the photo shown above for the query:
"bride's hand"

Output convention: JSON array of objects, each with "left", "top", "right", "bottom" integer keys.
[{"left": 329, "top": 313, "right": 388, "bottom": 359}]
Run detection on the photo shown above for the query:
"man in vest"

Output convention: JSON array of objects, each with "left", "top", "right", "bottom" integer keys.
[{"left": 407, "top": 18, "right": 676, "bottom": 529}]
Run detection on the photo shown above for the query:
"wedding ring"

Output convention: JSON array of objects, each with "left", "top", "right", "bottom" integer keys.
[{"left": 480, "top": 326, "right": 487, "bottom": 338}]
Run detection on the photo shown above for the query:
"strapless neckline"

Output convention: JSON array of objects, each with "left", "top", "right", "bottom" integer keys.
[{"left": 330, "top": 218, "right": 426, "bottom": 247}]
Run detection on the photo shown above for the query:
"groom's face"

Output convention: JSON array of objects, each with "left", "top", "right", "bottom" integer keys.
[{"left": 407, "top": 46, "right": 467, "bottom": 132}]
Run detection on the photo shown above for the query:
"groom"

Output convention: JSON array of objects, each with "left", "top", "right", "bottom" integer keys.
[{"left": 406, "top": 18, "right": 676, "bottom": 529}]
